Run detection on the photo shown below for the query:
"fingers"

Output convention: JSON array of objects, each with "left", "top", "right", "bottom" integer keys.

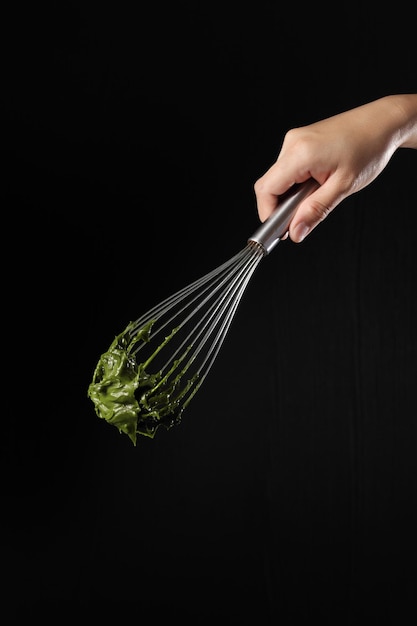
[
  {"left": 288, "top": 182, "right": 347, "bottom": 242},
  {"left": 254, "top": 165, "right": 312, "bottom": 223},
  {"left": 253, "top": 175, "right": 281, "bottom": 223},
  {"left": 255, "top": 170, "right": 350, "bottom": 243}
]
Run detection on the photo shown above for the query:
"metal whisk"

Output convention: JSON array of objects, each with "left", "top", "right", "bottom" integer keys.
[{"left": 88, "top": 178, "right": 319, "bottom": 444}]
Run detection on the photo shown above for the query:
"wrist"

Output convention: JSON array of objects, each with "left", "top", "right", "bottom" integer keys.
[{"left": 384, "top": 94, "right": 417, "bottom": 149}]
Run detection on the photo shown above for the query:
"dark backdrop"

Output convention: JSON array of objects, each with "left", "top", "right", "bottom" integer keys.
[{"left": 2, "top": 4, "right": 416, "bottom": 625}]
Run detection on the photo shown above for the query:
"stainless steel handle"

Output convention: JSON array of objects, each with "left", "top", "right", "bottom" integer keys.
[{"left": 248, "top": 178, "right": 319, "bottom": 254}]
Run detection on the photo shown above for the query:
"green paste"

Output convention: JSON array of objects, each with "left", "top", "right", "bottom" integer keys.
[{"left": 88, "top": 320, "right": 196, "bottom": 445}]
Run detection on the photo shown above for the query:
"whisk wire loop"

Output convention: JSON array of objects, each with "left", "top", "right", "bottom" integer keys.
[
  {"left": 135, "top": 243, "right": 262, "bottom": 361},
  {"left": 179, "top": 243, "right": 264, "bottom": 405},
  {"left": 125, "top": 243, "right": 263, "bottom": 414}
]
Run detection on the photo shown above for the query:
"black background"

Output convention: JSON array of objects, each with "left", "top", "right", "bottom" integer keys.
[{"left": 2, "top": 4, "right": 416, "bottom": 624}]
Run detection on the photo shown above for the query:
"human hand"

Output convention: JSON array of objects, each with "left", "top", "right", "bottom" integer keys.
[{"left": 254, "top": 94, "right": 417, "bottom": 242}]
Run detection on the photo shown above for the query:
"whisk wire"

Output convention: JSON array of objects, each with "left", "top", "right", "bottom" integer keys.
[
  {"left": 129, "top": 247, "right": 251, "bottom": 338},
  {"left": 161, "top": 244, "right": 261, "bottom": 366},
  {"left": 181, "top": 243, "right": 264, "bottom": 406},
  {"left": 130, "top": 242, "right": 264, "bottom": 408}
]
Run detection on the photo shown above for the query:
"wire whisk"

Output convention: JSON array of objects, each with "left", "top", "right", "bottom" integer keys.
[{"left": 88, "top": 179, "right": 319, "bottom": 444}]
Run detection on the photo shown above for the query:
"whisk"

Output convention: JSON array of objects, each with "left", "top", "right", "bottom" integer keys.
[{"left": 88, "top": 178, "right": 319, "bottom": 444}]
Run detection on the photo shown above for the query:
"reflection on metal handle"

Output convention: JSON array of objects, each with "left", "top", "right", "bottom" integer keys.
[{"left": 248, "top": 178, "right": 319, "bottom": 255}]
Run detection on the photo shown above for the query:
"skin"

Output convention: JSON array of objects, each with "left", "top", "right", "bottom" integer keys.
[{"left": 254, "top": 94, "right": 417, "bottom": 243}]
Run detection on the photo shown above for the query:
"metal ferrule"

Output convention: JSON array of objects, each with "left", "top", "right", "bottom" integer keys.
[{"left": 248, "top": 178, "right": 320, "bottom": 254}]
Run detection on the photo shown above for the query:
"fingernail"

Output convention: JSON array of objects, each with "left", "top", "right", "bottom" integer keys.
[{"left": 293, "top": 222, "right": 310, "bottom": 243}]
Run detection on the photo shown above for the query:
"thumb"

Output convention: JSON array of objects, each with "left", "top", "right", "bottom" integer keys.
[{"left": 289, "top": 182, "right": 347, "bottom": 243}]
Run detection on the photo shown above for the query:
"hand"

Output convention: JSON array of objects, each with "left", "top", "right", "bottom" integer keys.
[{"left": 254, "top": 94, "right": 417, "bottom": 242}]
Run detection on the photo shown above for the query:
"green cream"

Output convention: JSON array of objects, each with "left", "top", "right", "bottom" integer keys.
[{"left": 87, "top": 320, "right": 191, "bottom": 445}]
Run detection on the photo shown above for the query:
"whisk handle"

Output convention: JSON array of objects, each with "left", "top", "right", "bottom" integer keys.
[{"left": 248, "top": 178, "right": 320, "bottom": 254}]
